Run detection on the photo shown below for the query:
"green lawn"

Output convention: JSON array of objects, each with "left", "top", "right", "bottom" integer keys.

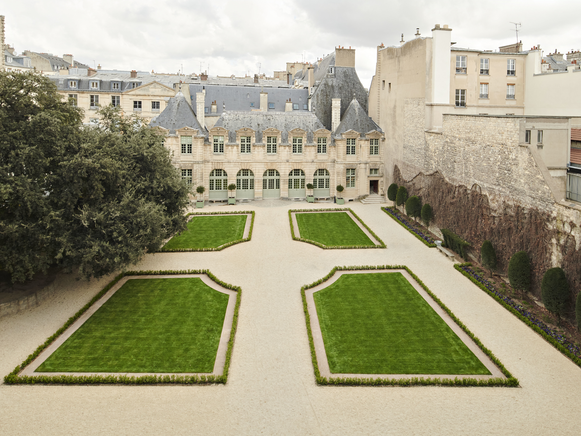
[
  {"left": 37, "top": 278, "right": 229, "bottom": 373},
  {"left": 313, "top": 272, "right": 491, "bottom": 375},
  {"left": 163, "top": 215, "right": 247, "bottom": 249},
  {"left": 296, "top": 212, "right": 375, "bottom": 247}
]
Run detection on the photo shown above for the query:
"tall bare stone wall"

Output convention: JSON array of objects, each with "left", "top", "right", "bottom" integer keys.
[{"left": 393, "top": 98, "right": 581, "bottom": 315}]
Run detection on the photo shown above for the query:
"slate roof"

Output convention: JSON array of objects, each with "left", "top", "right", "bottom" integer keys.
[
  {"left": 213, "top": 111, "right": 326, "bottom": 144},
  {"left": 543, "top": 55, "right": 573, "bottom": 72},
  {"left": 4, "top": 50, "right": 32, "bottom": 69},
  {"left": 188, "top": 84, "right": 309, "bottom": 115},
  {"left": 149, "top": 92, "right": 206, "bottom": 136},
  {"left": 313, "top": 52, "right": 335, "bottom": 83},
  {"left": 31, "top": 52, "right": 89, "bottom": 70},
  {"left": 335, "top": 98, "right": 382, "bottom": 138}
]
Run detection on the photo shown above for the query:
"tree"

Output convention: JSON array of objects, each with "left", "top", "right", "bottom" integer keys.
[
  {"left": 387, "top": 183, "right": 398, "bottom": 207},
  {"left": 481, "top": 240, "right": 497, "bottom": 277},
  {"left": 421, "top": 203, "right": 433, "bottom": 227},
  {"left": 196, "top": 185, "right": 205, "bottom": 200},
  {"left": 228, "top": 183, "right": 237, "bottom": 197},
  {"left": 507, "top": 251, "right": 531, "bottom": 293},
  {"left": 541, "top": 267, "right": 569, "bottom": 322},
  {"left": 396, "top": 186, "right": 408, "bottom": 208},
  {"left": 0, "top": 71, "right": 190, "bottom": 283},
  {"left": 405, "top": 196, "right": 422, "bottom": 220}
]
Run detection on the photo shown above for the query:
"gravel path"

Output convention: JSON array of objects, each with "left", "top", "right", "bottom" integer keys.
[{"left": 2, "top": 201, "right": 581, "bottom": 435}]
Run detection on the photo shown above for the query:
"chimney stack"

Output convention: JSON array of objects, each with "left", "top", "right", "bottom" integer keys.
[
  {"left": 200, "top": 72, "right": 208, "bottom": 81},
  {"left": 331, "top": 98, "right": 341, "bottom": 132},
  {"left": 63, "top": 54, "right": 74, "bottom": 65},
  {"left": 254, "top": 74, "right": 259, "bottom": 84},
  {"left": 196, "top": 92, "right": 205, "bottom": 129},
  {"left": 285, "top": 98, "right": 293, "bottom": 112},
  {"left": 260, "top": 91, "right": 268, "bottom": 112},
  {"left": 130, "top": 70, "right": 137, "bottom": 78},
  {"left": 211, "top": 100, "right": 217, "bottom": 113}
]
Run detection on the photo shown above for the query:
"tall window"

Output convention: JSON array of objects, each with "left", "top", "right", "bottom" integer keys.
[
  {"left": 133, "top": 101, "right": 142, "bottom": 111},
  {"left": 267, "top": 136, "right": 277, "bottom": 154},
  {"left": 479, "top": 83, "right": 489, "bottom": 99},
  {"left": 112, "top": 82, "right": 120, "bottom": 90},
  {"left": 240, "top": 136, "right": 251, "bottom": 154},
  {"left": 213, "top": 136, "right": 224, "bottom": 154},
  {"left": 456, "top": 55, "right": 467, "bottom": 74},
  {"left": 506, "top": 84, "right": 515, "bottom": 99},
  {"left": 369, "top": 138, "right": 379, "bottom": 155},
  {"left": 480, "top": 58, "right": 489, "bottom": 75},
  {"left": 288, "top": 169, "right": 305, "bottom": 189},
  {"left": 181, "top": 136, "right": 192, "bottom": 154},
  {"left": 181, "top": 169, "right": 192, "bottom": 185},
  {"left": 313, "top": 169, "right": 330, "bottom": 189},
  {"left": 346, "top": 168, "right": 356, "bottom": 188},
  {"left": 68, "top": 94, "right": 77, "bottom": 106},
  {"left": 263, "top": 169, "right": 280, "bottom": 190},
  {"left": 152, "top": 101, "right": 160, "bottom": 111},
  {"left": 292, "top": 137, "right": 303, "bottom": 154},
  {"left": 346, "top": 138, "right": 356, "bottom": 155},
  {"left": 537, "top": 130, "right": 543, "bottom": 145},
  {"left": 90, "top": 95, "right": 99, "bottom": 108},
  {"left": 111, "top": 95, "right": 120, "bottom": 107},
  {"left": 525, "top": 130, "right": 531, "bottom": 144},
  {"left": 455, "top": 89, "right": 466, "bottom": 107},
  {"left": 317, "top": 137, "right": 327, "bottom": 154},
  {"left": 209, "top": 169, "right": 228, "bottom": 191},
  {"left": 236, "top": 169, "right": 254, "bottom": 190},
  {"left": 507, "top": 59, "right": 516, "bottom": 76}
]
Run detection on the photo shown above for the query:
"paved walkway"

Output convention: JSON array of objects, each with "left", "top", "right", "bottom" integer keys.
[{"left": 1, "top": 201, "right": 581, "bottom": 435}]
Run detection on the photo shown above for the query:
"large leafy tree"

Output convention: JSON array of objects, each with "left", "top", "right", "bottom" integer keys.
[{"left": 0, "top": 72, "right": 190, "bottom": 283}]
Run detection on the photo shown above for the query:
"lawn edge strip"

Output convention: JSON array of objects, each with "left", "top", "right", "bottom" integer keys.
[
  {"left": 4, "top": 269, "right": 241, "bottom": 385},
  {"left": 455, "top": 262, "right": 581, "bottom": 369},
  {"left": 159, "top": 211, "right": 255, "bottom": 252},
  {"left": 289, "top": 208, "right": 386, "bottom": 249},
  {"left": 381, "top": 207, "right": 436, "bottom": 247},
  {"left": 301, "top": 265, "right": 518, "bottom": 387}
]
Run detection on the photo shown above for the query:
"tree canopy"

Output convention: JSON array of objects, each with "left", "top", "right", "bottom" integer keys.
[{"left": 0, "top": 71, "right": 190, "bottom": 283}]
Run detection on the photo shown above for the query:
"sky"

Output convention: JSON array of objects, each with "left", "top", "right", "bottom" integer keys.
[{"left": 3, "top": 0, "right": 581, "bottom": 89}]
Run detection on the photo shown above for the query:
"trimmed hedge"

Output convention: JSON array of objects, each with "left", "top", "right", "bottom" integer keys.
[
  {"left": 382, "top": 207, "right": 436, "bottom": 247},
  {"left": 289, "top": 209, "right": 386, "bottom": 249},
  {"left": 455, "top": 263, "right": 581, "bottom": 369},
  {"left": 421, "top": 203, "right": 433, "bottom": 227},
  {"left": 441, "top": 229, "right": 471, "bottom": 260},
  {"left": 396, "top": 186, "right": 408, "bottom": 207},
  {"left": 159, "top": 211, "right": 255, "bottom": 252},
  {"left": 405, "top": 196, "right": 422, "bottom": 219},
  {"left": 508, "top": 251, "right": 531, "bottom": 293},
  {"left": 481, "top": 240, "right": 497, "bottom": 276},
  {"left": 302, "top": 265, "right": 518, "bottom": 387},
  {"left": 541, "top": 267, "right": 569, "bottom": 320},
  {"left": 4, "top": 269, "right": 241, "bottom": 385},
  {"left": 387, "top": 183, "right": 398, "bottom": 205}
]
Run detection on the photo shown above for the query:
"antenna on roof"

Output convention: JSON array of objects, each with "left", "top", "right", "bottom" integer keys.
[{"left": 510, "top": 22, "right": 521, "bottom": 46}]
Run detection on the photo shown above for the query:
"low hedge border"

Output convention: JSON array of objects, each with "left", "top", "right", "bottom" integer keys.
[
  {"left": 381, "top": 207, "right": 436, "bottom": 247},
  {"left": 159, "top": 211, "right": 255, "bottom": 252},
  {"left": 301, "top": 265, "right": 518, "bottom": 387},
  {"left": 4, "top": 269, "right": 241, "bottom": 385},
  {"left": 289, "top": 208, "right": 386, "bottom": 249},
  {"left": 455, "top": 262, "right": 581, "bottom": 369}
]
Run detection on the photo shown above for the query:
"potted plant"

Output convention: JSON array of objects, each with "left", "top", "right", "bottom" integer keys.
[
  {"left": 306, "top": 183, "right": 315, "bottom": 203},
  {"left": 228, "top": 183, "right": 236, "bottom": 205},
  {"left": 196, "top": 185, "right": 205, "bottom": 208},
  {"left": 336, "top": 184, "right": 345, "bottom": 205}
]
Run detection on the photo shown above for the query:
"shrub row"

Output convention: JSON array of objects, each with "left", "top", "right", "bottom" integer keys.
[
  {"left": 159, "top": 211, "right": 255, "bottom": 252},
  {"left": 441, "top": 228, "right": 471, "bottom": 260},
  {"left": 301, "top": 265, "right": 518, "bottom": 387},
  {"left": 455, "top": 263, "right": 581, "bottom": 368},
  {"left": 288, "top": 209, "right": 386, "bottom": 249},
  {"left": 382, "top": 207, "right": 436, "bottom": 247},
  {"left": 4, "top": 269, "right": 241, "bottom": 385}
]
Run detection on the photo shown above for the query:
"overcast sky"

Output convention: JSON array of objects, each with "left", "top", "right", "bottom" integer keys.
[{"left": 3, "top": 1, "right": 581, "bottom": 88}]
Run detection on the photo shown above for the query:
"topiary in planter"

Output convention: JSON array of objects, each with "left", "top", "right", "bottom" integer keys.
[
  {"left": 481, "top": 240, "right": 497, "bottom": 277},
  {"left": 387, "top": 183, "right": 398, "bottom": 207},
  {"left": 541, "top": 267, "right": 569, "bottom": 322},
  {"left": 336, "top": 185, "right": 344, "bottom": 204},
  {"left": 405, "top": 196, "right": 422, "bottom": 221},
  {"left": 421, "top": 203, "right": 433, "bottom": 227},
  {"left": 508, "top": 251, "right": 531, "bottom": 293},
  {"left": 396, "top": 186, "right": 408, "bottom": 208}
]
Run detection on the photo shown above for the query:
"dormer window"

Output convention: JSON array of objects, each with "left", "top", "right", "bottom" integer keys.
[
  {"left": 328, "top": 66, "right": 335, "bottom": 75},
  {"left": 6, "top": 56, "right": 12, "bottom": 63},
  {"left": 69, "top": 80, "right": 77, "bottom": 89},
  {"left": 111, "top": 82, "right": 120, "bottom": 90},
  {"left": 90, "top": 81, "right": 99, "bottom": 90}
]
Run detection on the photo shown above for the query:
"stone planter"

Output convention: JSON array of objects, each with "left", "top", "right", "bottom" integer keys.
[
  {"left": 337, "top": 198, "right": 345, "bottom": 205},
  {"left": 307, "top": 196, "right": 315, "bottom": 203},
  {"left": 228, "top": 197, "right": 236, "bottom": 205},
  {"left": 196, "top": 201, "right": 204, "bottom": 208}
]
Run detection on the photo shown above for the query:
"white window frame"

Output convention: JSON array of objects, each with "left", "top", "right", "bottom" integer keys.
[
  {"left": 455, "top": 89, "right": 466, "bottom": 107},
  {"left": 90, "top": 81, "right": 99, "bottom": 90},
  {"left": 209, "top": 169, "right": 228, "bottom": 191},
  {"left": 507, "top": 59, "right": 516, "bottom": 76},
  {"left": 480, "top": 58, "right": 489, "bottom": 75},
  {"left": 181, "top": 169, "right": 192, "bottom": 185},
  {"left": 346, "top": 138, "right": 356, "bottom": 155},
  {"left": 313, "top": 169, "right": 330, "bottom": 189},
  {"left": 133, "top": 100, "right": 142, "bottom": 111},
  {"left": 525, "top": 129, "right": 531, "bottom": 144},
  {"left": 90, "top": 94, "right": 99, "bottom": 108},
  {"left": 456, "top": 55, "right": 467, "bottom": 74},
  {"left": 213, "top": 136, "right": 224, "bottom": 154},
  {"left": 288, "top": 169, "right": 305, "bottom": 189},
  {"left": 292, "top": 137, "right": 303, "bottom": 154},
  {"left": 69, "top": 80, "right": 77, "bottom": 89},
  {"left": 506, "top": 84, "right": 515, "bottom": 99},
  {"left": 370, "top": 168, "right": 379, "bottom": 176},
  {"left": 537, "top": 130, "right": 543, "bottom": 145},
  {"left": 369, "top": 138, "right": 379, "bottom": 155},
  {"left": 111, "top": 95, "right": 120, "bottom": 107},
  {"left": 240, "top": 136, "right": 251, "bottom": 154},
  {"left": 346, "top": 168, "right": 356, "bottom": 188},
  {"left": 151, "top": 101, "right": 160, "bottom": 111},
  {"left": 479, "top": 83, "right": 489, "bottom": 99},
  {"left": 317, "top": 137, "right": 327, "bottom": 154},
  {"left": 181, "top": 136, "right": 193, "bottom": 154},
  {"left": 267, "top": 136, "right": 277, "bottom": 154},
  {"left": 112, "top": 82, "right": 120, "bottom": 90}
]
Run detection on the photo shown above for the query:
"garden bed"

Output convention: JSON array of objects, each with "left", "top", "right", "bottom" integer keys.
[{"left": 382, "top": 207, "right": 436, "bottom": 247}]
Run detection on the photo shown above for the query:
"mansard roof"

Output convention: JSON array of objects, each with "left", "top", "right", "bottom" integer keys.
[
  {"left": 335, "top": 98, "right": 382, "bottom": 138},
  {"left": 213, "top": 111, "right": 326, "bottom": 144},
  {"left": 150, "top": 92, "right": 206, "bottom": 136}
]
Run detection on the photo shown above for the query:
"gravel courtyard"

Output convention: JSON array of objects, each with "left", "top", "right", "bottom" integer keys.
[{"left": 1, "top": 201, "right": 580, "bottom": 435}]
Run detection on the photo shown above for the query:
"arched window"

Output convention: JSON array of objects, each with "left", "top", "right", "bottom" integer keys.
[
  {"left": 288, "top": 169, "right": 305, "bottom": 189},
  {"left": 262, "top": 169, "right": 280, "bottom": 190},
  {"left": 313, "top": 169, "right": 330, "bottom": 189},
  {"left": 209, "top": 169, "right": 228, "bottom": 191},
  {"left": 236, "top": 169, "right": 255, "bottom": 190}
]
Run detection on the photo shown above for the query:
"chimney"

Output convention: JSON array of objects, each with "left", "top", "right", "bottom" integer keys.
[
  {"left": 550, "top": 50, "right": 564, "bottom": 61},
  {"left": 307, "top": 65, "right": 315, "bottom": 95},
  {"left": 331, "top": 98, "right": 341, "bottom": 132},
  {"left": 211, "top": 100, "right": 217, "bottom": 113},
  {"left": 254, "top": 74, "right": 259, "bottom": 84},
  {"left": 260, "top": 91, "right": 268, "bottom": 112},
  {"left": 97, "top": 64, "right": 101, "bottom": 70},
  {"left": 567, "top": 50, "right": 581, "bottom": 62},
  {"left": 63, "top": 54, "right": 73, "bottom": 65},
  {"left": 285, "top": 98, "right": 293, "bottom": 112},
  {"left": 130, "top": 70, "right": 137, "bottom": 78},
  {"left": 196, "top": 92, "right": 205, "bottom": 128},
  {"left": 200, "top": 72, "right": 208, "bottom": 81}
]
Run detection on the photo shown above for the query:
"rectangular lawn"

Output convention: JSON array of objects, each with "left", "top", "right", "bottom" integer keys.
[
  {"left": 313, "top": 272, "right": 491, "bottom": 375},
  {"left": 163, "top": 215, "right": 247, "bottom": 250},
  {"left": 37, "top": 278, "right": 229, "bottom": 373},
  {"left": 296, "top": 212, "right": 374, "bottom": 247}
]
